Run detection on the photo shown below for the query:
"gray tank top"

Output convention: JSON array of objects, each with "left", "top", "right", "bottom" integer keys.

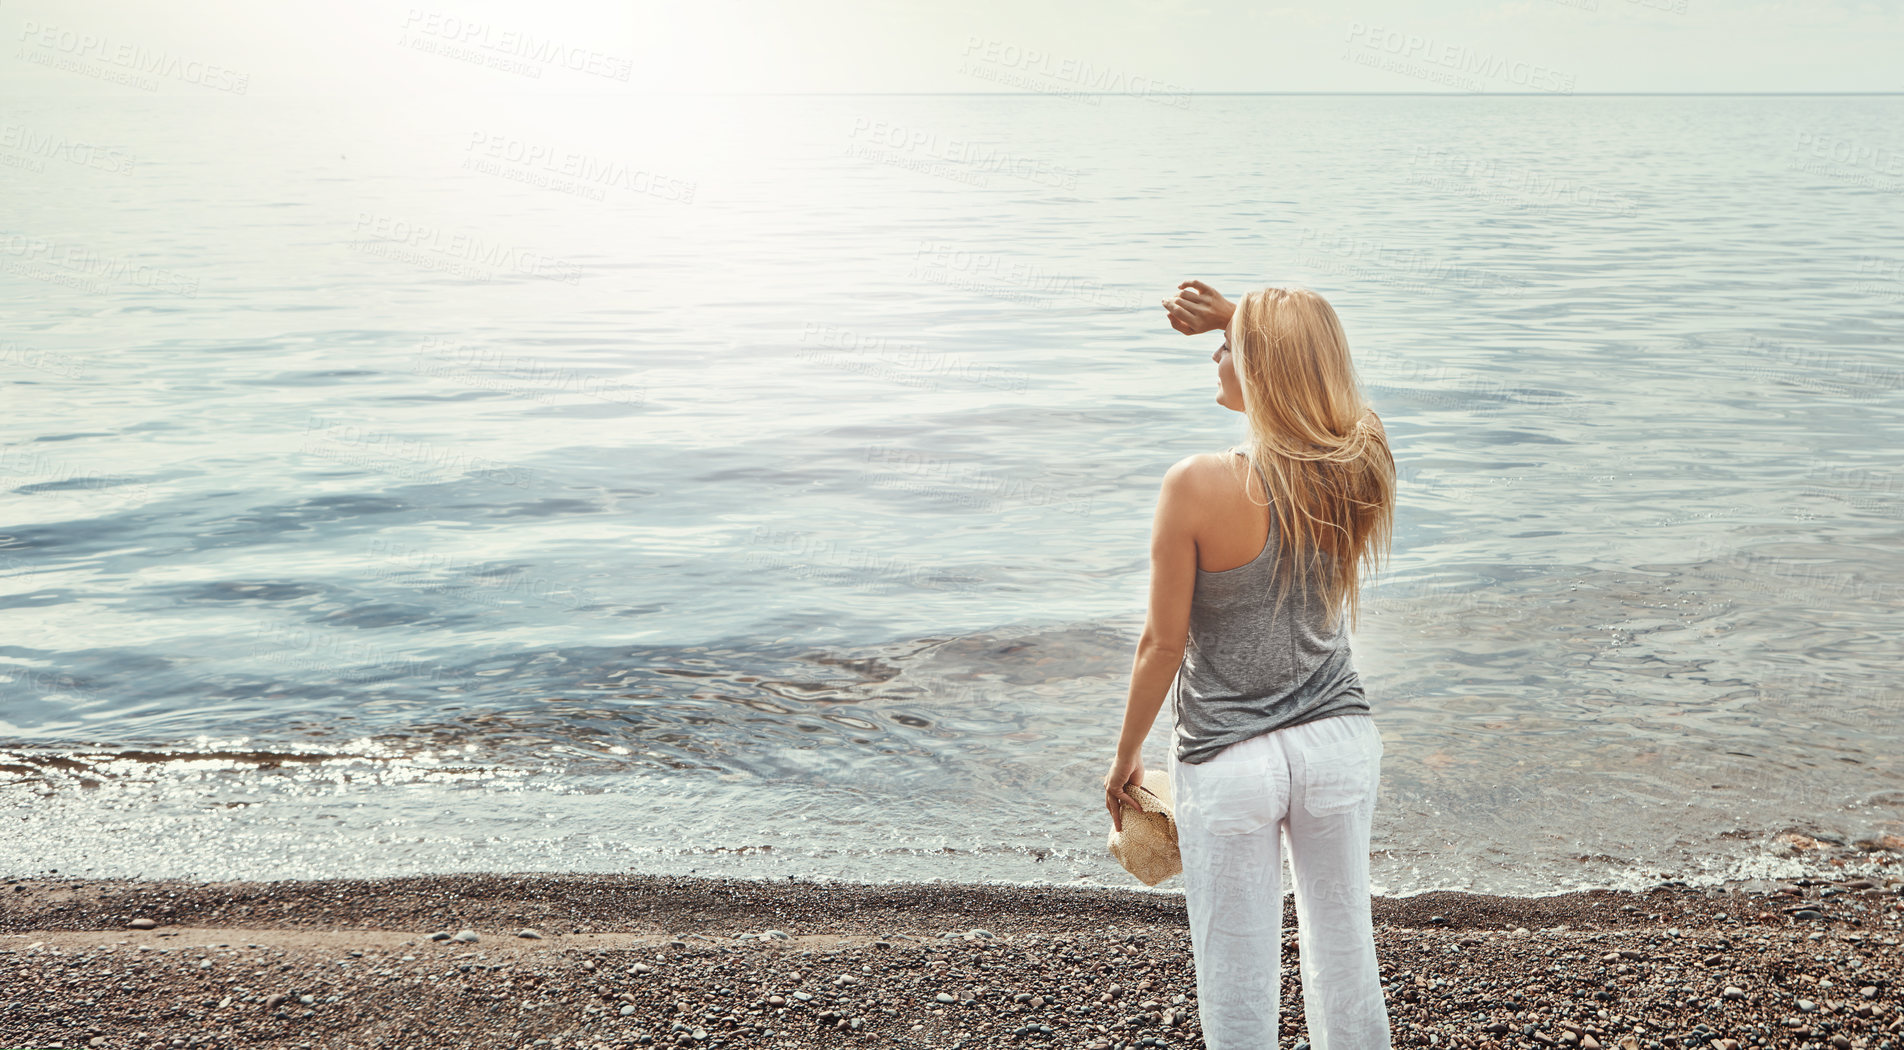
[{"left": 1170, "top": 447, "right": 1370, "bottom": 764}]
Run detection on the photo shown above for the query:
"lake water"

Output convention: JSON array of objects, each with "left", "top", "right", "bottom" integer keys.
[{"left": 3, "top": 91, "right": 1901, "bottom": 898}]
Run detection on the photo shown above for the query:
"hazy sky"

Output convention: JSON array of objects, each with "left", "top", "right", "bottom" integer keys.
[{"left": 4, "top": 0, "right": 1902, "bottom": 98}]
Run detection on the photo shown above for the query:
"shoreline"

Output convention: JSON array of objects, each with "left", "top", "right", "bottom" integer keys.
[{"left": 3, "top": 871, "right": 1901, "bottom": 1049}]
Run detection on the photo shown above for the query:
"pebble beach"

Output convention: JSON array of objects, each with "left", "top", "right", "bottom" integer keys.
[{"left": 3, "top": 865, "right": 1901, "bottom": 1050}]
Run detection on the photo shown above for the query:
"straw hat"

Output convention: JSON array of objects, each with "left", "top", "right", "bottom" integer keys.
[{"left": 1106, "top": 768, "right": 1180, "bottom": 886}]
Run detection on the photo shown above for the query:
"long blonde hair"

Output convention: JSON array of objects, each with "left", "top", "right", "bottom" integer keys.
[{"left": 1227, "top": 287, "right": 1395, "bottom": 634}]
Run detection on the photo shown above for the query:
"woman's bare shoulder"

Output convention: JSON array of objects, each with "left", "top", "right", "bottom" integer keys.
[
  {"left": 1164, "top": 450, "right": 1224, "bottom": 475},
  {"left": 1161, "top": 451, "right": 1244, "bottom": 494}
]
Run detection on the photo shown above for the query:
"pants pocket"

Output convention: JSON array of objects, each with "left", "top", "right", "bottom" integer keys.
[
  {"left": 1300, "top": 733, "right": 1378, "bottom": 818},
  {"left": 1184, "top": 765, "right": 1276, "bottom": 836}
]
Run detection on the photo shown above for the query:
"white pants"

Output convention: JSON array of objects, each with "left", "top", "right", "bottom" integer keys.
[{"left": 1166, "top": 712, "right": 1390, "bottom": 1050}]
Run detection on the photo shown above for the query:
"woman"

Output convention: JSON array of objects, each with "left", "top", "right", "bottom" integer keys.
[{"left": 1104, "top": 280, "right": 1397, "bottom": 1050}]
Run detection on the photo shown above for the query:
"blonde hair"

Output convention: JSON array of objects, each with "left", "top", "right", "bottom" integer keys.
[{"left": 1226, "top": 286, "right": 1395, "bottom": 634}]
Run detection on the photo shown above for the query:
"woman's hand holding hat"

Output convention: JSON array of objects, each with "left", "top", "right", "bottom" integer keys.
[
  {"left": 1104, "top": 764, "right": 1181, "bottom": 886},
  {"left": 1104, "top": 752, "right": 1146, "bottom": 832}
]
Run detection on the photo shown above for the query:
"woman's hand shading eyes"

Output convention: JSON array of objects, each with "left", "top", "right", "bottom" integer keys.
[{"left": 1162, "top": 280, "right": 1236, "bottom": 336}]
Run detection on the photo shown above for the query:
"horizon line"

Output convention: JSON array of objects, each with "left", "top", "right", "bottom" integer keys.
[
  {"left": 5, "top": 87, "right": 1904, "bottom": 99},
  {"left": 689, "top": 90, "right": 1904, "bottom": 96}
]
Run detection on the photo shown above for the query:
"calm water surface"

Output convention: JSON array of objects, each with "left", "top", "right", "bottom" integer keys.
[{"left": 3, "top": 92, "right": 1901, "bottom": 897}]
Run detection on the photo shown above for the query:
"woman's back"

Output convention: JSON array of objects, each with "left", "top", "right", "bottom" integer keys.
[
  {"left": 1110, "top": 282, "right": 1394, "bottom": 1050},
  {"left": 1170, "top": 447, "right": 1370, "bottom": 766}
]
